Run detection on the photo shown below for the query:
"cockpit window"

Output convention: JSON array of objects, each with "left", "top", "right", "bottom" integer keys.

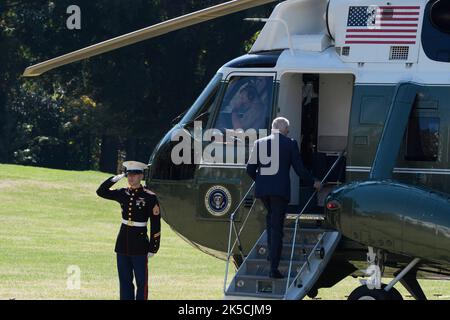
[
  {"left": 180, "top": 73, "right": 223, "bottom": 126},
  {"left": 214, "top": 75, "right": 274, "bottom": 132}
]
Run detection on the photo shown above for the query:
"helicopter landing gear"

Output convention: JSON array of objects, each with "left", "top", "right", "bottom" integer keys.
[
  {"left": 348, "top": 284, "right": 403, "bottom": 300},
  {"left": 348, "top": 246, "right": 391, "bottom": 300},
  {"left": 360, "top": 246, "right": 385, "bottom": 290},
  {"left": 386, "top": 257, "right": 424, "bottom": 300},
  {"left": 348, "top": 247, "right": 423, "bottom": 300}
]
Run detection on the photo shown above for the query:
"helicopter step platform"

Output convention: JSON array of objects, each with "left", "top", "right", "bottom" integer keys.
[
  {"left": 286, "top": 213, "right": 325, "bottom": 221},
  {"left": 286, "top": 205, "right": 326, "bottom": 221},
  {"left": 224, "top": 227, "right": 341, "bottom": 300}
]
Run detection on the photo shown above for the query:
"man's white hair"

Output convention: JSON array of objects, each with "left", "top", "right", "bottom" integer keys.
[{"left": 272, "top": 117, "right": 290, "bottom": 131}]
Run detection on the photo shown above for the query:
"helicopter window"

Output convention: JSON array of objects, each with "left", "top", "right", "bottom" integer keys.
[
  {"left": 405, "top": 117, "right": 440, "bottom": 162},
  {"left": 214, "top": 76, "right": 273, "bottom": 132},
  {"left": 180, "top": 73, "right": 223, "bottom": 126}
]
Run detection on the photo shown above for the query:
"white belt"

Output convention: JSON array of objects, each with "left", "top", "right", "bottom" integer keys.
[{"left": 122, "top": 219, "right": 147, "bottom": 227}]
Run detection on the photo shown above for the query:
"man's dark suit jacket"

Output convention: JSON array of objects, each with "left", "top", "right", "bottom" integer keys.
[{"left": 246, "top": 132, "right": 314, "bottom": 202}]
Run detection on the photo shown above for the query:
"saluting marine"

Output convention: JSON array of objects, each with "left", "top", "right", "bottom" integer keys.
[{"left": 96, "top": 161, "right": 161, "bottom": 300}]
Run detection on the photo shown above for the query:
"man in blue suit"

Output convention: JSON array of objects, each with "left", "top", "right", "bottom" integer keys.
[{"left": 246, "top": 117, "right": 321, "bottom": 278}]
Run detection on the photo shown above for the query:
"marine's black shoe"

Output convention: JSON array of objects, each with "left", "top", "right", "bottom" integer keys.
[{"left": 269, "top": 270, "right": 284, "bottom": 279}]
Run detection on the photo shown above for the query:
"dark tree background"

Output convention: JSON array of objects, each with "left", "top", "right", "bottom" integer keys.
[{"left": 0, "top": 0, "right": 276, "bottom": 173}]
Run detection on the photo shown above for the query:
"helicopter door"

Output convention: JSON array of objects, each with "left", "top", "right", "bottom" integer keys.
[
  {"left": 314, "top": 74, "right": 353, "bottom": 206},
  {"left": 278, "top": 73, "right": 353, "bottom": 211},
  {"left": 194, "top": 73, "right": 276, "bottom": 222}
]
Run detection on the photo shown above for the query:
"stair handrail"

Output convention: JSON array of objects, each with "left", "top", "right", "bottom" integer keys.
[
  {"left": 285, "top": 232, "right": 326, "bottom": 299},
  {"left": 224, "top": 181, "right": 256, "bottom": 293},
  {"left": 285, "top": 152, "right": 346, "bottom": 295}
]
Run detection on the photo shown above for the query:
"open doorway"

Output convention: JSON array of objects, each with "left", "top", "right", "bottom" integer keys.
[{"left": 277, "top": 72, "right": 354, "bottom": 213}]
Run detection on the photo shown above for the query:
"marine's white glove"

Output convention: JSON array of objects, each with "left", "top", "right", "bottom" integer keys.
[
  {"left": 111, "top": 173, "right": 126, "bottom": 183},
  {"left": 147, "top": 253, "right": 154, "bottom": 259}
]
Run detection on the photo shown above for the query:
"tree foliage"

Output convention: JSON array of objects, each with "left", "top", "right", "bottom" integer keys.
[{"left": 0, "top": 0, "right": 276, "bottom": 172}]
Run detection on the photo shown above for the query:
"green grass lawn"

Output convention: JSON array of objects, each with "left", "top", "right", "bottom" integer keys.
[{"left": 0, "top": 164, "right": 449, "bottom": 300}]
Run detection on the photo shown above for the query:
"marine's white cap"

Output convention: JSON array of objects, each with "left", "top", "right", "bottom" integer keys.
[{"left": 123, "top": 161, "right": 147, "bottom": 174}]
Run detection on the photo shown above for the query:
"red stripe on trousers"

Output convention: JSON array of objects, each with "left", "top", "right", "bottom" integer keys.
[{"left": 144, "top": 256, "right": 149, "bottom": 300}]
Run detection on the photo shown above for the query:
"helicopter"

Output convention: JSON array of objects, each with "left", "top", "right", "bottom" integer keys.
[{"left": 23, "top": 0, "right": 450, "bottom": 300}]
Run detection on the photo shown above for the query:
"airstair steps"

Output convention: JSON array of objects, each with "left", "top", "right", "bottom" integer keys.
[
  {"left": 283, "top": 228, "right": 325, "bottom": 243},
  {"left": 222, "top": 291, "right": 285, "bottom": 300},
  {"left": 224, "top": 226, "right": 341, "bottom": 300},
  {"left": 244, "top": 258, "right": 306, "bottom": 277},
  {"left": 254, "top": 243, "right": 315, "bottom": 260},
  {"left": 231, "top": 274, "right": 289, "bottom": 296}
]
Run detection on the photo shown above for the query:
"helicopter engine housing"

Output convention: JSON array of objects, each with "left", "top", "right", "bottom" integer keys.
[{"left": 326, "top": 180, "right": 450, "bottom": 264}]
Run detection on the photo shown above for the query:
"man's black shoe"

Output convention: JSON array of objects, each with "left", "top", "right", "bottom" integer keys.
[{"left": 269, "top": 270, "right": 284, "bottom": 279}]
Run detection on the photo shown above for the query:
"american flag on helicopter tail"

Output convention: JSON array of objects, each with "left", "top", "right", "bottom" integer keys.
[{"left": 345, "top": 5, "right": 421, "bottom": 45}]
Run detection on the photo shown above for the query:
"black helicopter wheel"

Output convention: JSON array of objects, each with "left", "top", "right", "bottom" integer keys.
[
  {"left": 387, "top": 286, "right": 403, "bottom": 300},
  {"left": 348, "top": 284, "right": 403, "bottom": 300}
]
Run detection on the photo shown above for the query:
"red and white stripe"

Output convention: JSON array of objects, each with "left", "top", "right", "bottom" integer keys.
[{"left": 345, "top": 5, "right": 421, "bottom": 45}]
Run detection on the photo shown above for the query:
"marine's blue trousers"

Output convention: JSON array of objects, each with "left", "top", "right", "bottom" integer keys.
[{"left": 116, "top": 254, "right": 148, "bottom": 300}]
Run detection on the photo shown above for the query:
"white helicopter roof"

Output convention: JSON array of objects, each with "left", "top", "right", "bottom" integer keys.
[
  {"left": 252, "top": 0, "right": 425, "bottom": 62},
  {"left": 22, "top": 0, "right": 449, "bottom": 85},
  {"left": 245, "top": 0, "right": 450, "bottom": 85}
]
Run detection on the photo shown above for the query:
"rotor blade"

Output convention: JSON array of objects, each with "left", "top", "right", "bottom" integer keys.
[{"left": 23, "top": 0, "right": 278, "bottom": 77}]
